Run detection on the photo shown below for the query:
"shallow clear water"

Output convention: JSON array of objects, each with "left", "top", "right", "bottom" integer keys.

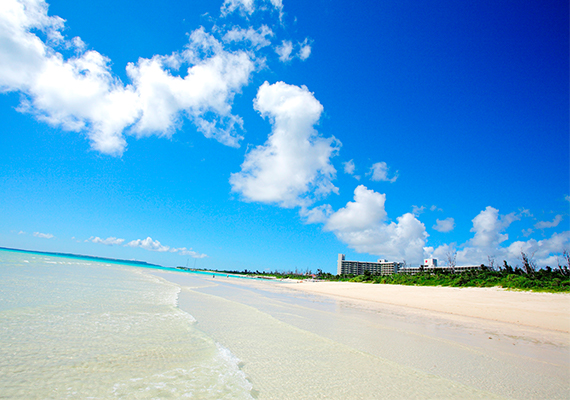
[
  {"left": 2, "top": 249, "right": 567, "bottom": 399},
  {"left": 156, "top": 271, "right": 569, "bottom": 400},
  {"left": 0, "top": 249, "right": 253, "bottom": 399}
]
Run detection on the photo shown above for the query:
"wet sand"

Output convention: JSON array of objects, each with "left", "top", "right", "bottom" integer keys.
[{"left": 152, "top": 271, "right": 570, "bottom": 399}]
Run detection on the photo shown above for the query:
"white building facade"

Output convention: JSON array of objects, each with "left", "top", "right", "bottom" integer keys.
[
  {"left": 337, "top": 254, "right": 401, "bottom": 276},
  {"left": 398, "top": 258, "right": 482, "bottom": 274}
]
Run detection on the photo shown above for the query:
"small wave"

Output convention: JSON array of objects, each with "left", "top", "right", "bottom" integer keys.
[{"left": 214, "top": 343, "right": 254, "bottom": 396}]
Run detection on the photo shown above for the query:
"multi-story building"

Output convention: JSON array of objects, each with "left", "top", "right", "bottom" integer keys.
[
  {"left": 337, "top": 255, "right": 482, "bottom": 276},
  {"left": 398, "top": 258, "right": 482, "bottom": 274},
  {"left": 337, "top": 254, "right": 401, "bottom": 276}
]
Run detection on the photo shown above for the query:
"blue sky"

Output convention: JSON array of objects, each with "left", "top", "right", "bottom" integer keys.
[{"left": 1, "top": 0, "right": 568, "bottom": 273}]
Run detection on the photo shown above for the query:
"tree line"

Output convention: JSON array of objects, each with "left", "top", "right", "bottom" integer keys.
[{"left": 213, "top": 251, "right": 570, "bottom": 292}]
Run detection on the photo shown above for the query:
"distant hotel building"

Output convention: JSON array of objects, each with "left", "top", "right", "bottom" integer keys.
[
  {"left": 337, "top": 255, "right": 482, "bottom": 276},
  {"left": 337, "top": 254, "right": 401, "bottom": 276},
  {"left": 398, "top": 258, "right": 482, "bottom": 274}
]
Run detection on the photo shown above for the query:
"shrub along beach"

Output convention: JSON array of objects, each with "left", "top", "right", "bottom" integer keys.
[{"left": 202, "top": 254, "right": 570, "bottom": 293}]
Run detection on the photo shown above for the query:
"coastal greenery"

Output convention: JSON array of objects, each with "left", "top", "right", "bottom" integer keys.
[
  {"left": 211, "top": 252, "right": 570, "bottom": 293},
  {"left": 345, "top": 267, "right": 570, "bottom": 292}
]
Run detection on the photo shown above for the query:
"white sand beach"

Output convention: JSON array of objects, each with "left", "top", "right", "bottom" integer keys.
[
  {"left": 280, "top": 280, "right": 570, "bottom": 332},
  {"left": 153, "top": 271, "right": 570, "bottom": 399}
]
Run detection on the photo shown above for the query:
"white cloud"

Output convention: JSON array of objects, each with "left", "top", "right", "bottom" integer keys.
[
  {"left": 324, "top": 185, "right": 428, "bottom": 264},
  {"left": 220, "top": 0, "right": 283, "bottom": 17},
  {"left": 275, "top": 38, "right": 312, "bottom": 62},
  {"left": 268, "top": 0, "right": 284, "bottom": 17},
  {"left": 499, "top": 232, "right": 570, "bottom": 267},
  {"left": 433, "top": 217, "right": 455, "bottom": 233},
  {"left": 230, "top": 81, "right": 340, "bottom": 208},
  {"left": 519, "top": 208, "right": 533, "bottom": 217},
  {"left": 343, "top": 159, "right": 360, "bottom": 180},
  {"left": 125, "top": 236, "right": 207, "bottom": 258},
  {"left": 534, "top": 215, "right": 563, "bottom": 229},
  {"left": 33, "top": 231, "right": 54, "bottom": 239},
  {"left": 126, "top": 237, "right": 171, "bottom": 252},
  {"left": 428, "top": 206, "right": 569, "bottom": 267},
  {"left": 368, "top": 162, "right": 398, "bottom": 183},
  {"left": 18, "top": 230, "right": 26, "bottom": 235},
  {"left": 172, "top": 247, "right": 208, "bottom": 259},
  {"left": 69, "top": 36, "right": 86, "bottom": 52},
  {"left": 343, "top": 160, "right": 355, "bottom": 175},
  {"left": 127, "top": 28, "right": 255, "bottom": 147},
  {"left": 412, "top": 205, "right": 425, "bottom": 216},
  {"left": 1, "top": 0, "right": 257, "bottom": 156},
  {"left": 223, "top": 25, "right": 273, "bottom": 49},
  {"left": 468, "top": 206, "right": 519, "bottom": 250},
  {"left": 522, "top": 228, "right": 534, "bottom": 237},
  {"left": 298, "top": 38, "right": 311, "bottom": 60},
  {"left": 276, "top": 40, "right": 293, "bottom": 62},
  {"left": 88, "top": 236, "right": 125, "bottom": 246},
  {"left": 220, "top": 0, "right": 255, "bottom": 16},
  {"left": 300, "top": 204, "right": 333, "bottom": 224},
  {"left": 428, "top": 243, "right": 456, "bottom": 264}
]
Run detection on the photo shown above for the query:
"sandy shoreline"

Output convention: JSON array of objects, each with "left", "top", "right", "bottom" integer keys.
[
  {"left": 278, "top": 280, "right": 570, "bottom": 333},
  {"left": 152, "top": 270, "right": 570, "bottom": 399}
]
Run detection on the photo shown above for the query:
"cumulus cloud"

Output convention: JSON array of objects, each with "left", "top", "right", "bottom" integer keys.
[
  {"left": 343, "top": 160, "right": 355, "bottom": 175},
  {"left": 268, "top": 0, "right": 284, "bottom": 18},
  {"left": 33, "top": 231, "right": 54, "bottom": 239},
  {"left": 519, "top": 208, "right": 533, "bottom": 217},
  {"left": 223, "top": 25, "right": 273, "bottom": 49},
  {"left": 230, "top": 81, "right": 340, "bottom": 208},
  {"left": 276, "top": 40, "right": 293, "bottom": 62},
  {"left": 221, "top": 0, "right": 283, "bottom": 17},
  {"left": 221, "top": 0, "right": 255, "bottom": 16},
  {"left": 412, "top": 205, "right": 425, "bottom": 216},
  {"left": 324, "top": 185, "right": 427, "bottom": 263},
  {"left": 275, "top": 38, "right": 312, "bottom": 62},
  {"left": 127, "top": 27, "right": 255, "bottom": 147},
  {"left": 427, "top": 206, "right": 569, "bottom": 267},
  {"left": 126, "top": 237, "right": 171, "bottom": 252},
  {"left": 502, "top": 232, "right": 570, "bottom": 267},
  {"left": 172, "top": 247, "right": 208, "bottom": 258},
  {"left": 522, "top": 228, "right": 534, "bottom": 237},
  {"left": 455, "top": 231, "right": 570, "bottom": 268},
  {"left": 300, "top": 204, "right": 333, "bottom": 224},
  {"left": 368, "top": 162, "right": 398, "bottom": 183},
  {"left": 534, "top": 215, "right": 563, "bottom": 229},
  {"left": 88, "top": 236, "right": 125, "bottom": 246},
  {"left": 468, "top": 206, "right": 519, "bottom": 250},
  {"left": 433, "top": 217, "right": 455, "bottom": 233},
  {"left": 343, "top": 160, "right": 360, "bottom": 180},
  {"left": 1, "top": 0, "right": 261, "bottom": 156},
  {"left": 298, "top": 39, "right": 311, "bottom": 61},
  {"left": 125, "top": 236, "right": 207, "bottom": 258},
  {"left": 428, "top": 243, "right": 457, "bottom": 264}
]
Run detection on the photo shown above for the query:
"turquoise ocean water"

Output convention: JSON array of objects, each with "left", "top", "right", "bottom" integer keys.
[
  {"left": 0, "top": 249, "right": 254, "bottom": 399},
  {"left": 2, "top": 248, "right": 566, "bottom": 399}
]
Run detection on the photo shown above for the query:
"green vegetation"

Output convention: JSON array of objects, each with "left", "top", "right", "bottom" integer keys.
[
  {"left": 325, "top": 254, "right": 570, "bottom": 293},
  {"left": 207, "top": 252, "right": 570, "bottom": 293},
  {"left": 353, "top": 268, "right": 569, "bottom": 292}
]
